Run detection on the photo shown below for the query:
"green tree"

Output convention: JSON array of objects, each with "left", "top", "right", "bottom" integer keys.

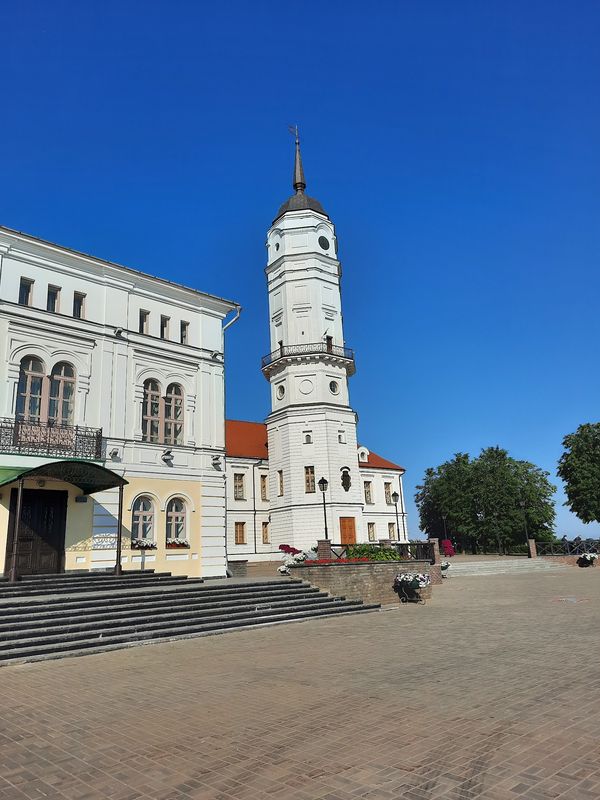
[
  {"left": 415, "top": 446, "right": 556, "bottom": 552},
  {"left": 558, "top": 422, "right": 600, "bottom": 524}
]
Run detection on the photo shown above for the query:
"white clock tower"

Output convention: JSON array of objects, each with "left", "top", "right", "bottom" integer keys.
[{"left": 262, "top": 134, "right": 364, "bottom": 550}]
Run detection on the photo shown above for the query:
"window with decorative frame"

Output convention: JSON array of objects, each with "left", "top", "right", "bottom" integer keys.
[
  {"left": 260, "top": 474, "right": 268, "bottom": 501},
  {"left": 384, "top": 482, "right": 393, "bottom": 505},
  {"left": 234, "top": 521, "right": 246, "bottom": 545},
  {"left": 233, "top": 473, "right": 245, "bottom": 500},
  {"left": 18, "top": 278, "right": 33, "bottom": 306},
  {"left": 48, "top": 362, "right": 76, "bottom": 425},
  {"left": 304, "top": 466, "right": 315, "bottom": 493},
  {"left": 16, "top": 356, "right": 46, "bottom": 422},
  {"left": 16, "top": 356, "right": 77, "bottom": 426},
  {"left": 73, "top": 292, "right": 86, "bottom": 319},
  {"left": 388, "top": 522, "right": 397, "bottom": 540},
  {"left": 166, "top": 497, "right": 186, "bottom": 542},
  {"left": 47, "top": 285, "right": 60, "bottom": 313},
  {"left": 132, "top": 496, "right": 155, "bottom": 542},
  {"left": 262, "top": 521, "right": 270, "bottom": 544},
  {"left": 142, "top": 379, "right": 162, "bottom": 443},
  {"left": 164, "top": 383, "right": 184, "bottom": 445},
  {"left": 141, "top": 379, "right": 185, "bottom": 444},
  {"left": 277, "top": 470, "right": 284, "bottom": 496},
  {"left": 364, "top": 481, "right": 373, "bottom": 505},
  {"left": 368, "top": 522, "right": 376, "bottom": 541}
]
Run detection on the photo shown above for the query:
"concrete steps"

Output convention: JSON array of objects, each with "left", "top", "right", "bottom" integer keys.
[
  {"left": 447, "top": 559, "right": 567, "bottom": 577},
  {"left": 0, "top": 573, "right": 379, "bottom": 665}
]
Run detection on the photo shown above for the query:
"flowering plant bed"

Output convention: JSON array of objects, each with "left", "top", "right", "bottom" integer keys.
[
  {"left": 131, "top": 539, "right": 157, "bottom": 550},
  {"left": 310, "top": 557, "right": 371, "bottom": 565},
  {"left": 393, "top": 572, "right": 430, "bottom": 604},
  {"left": 166, "top": 540, "right": 190, "bottom": 549},
  {"left": 578, "top": 553, "right": 598, "bottom": 567}
]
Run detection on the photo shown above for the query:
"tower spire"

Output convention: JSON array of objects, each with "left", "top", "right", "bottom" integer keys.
[{"left": 292, "top": 126, "right": 306, "bottom": 194}]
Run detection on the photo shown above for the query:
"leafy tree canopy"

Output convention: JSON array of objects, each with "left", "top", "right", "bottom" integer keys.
[
  {"left": 415, "top": 446, "right": 556, "bottom": 549},
  {"left": 558, "top": 422, "right": 600, "bottom": 524}
]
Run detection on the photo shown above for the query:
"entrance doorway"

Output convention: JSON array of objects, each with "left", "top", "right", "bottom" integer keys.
[
  {"left": 339, "top": 517, "right": 356, "bottom": 545},
  {"left": 6, "top": 489, "right": 68, "bottom": 576}
]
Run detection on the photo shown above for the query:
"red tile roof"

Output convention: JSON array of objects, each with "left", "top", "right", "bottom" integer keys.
[
  {"left": 358, "top": 451, "right": 405, "bottom": 472},
  {"left": 225, "top": 420, "right": 404, "bottom": 472},
  {"left": 225, "top": 420, "right": 268, "bottom": 460}
]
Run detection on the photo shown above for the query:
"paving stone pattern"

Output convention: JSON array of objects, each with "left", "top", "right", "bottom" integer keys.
[{"left": 1, "top": 567, "right": 599, "bottom": 799}]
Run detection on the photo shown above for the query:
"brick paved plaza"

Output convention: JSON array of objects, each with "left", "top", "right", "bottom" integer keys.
[{"left": 1, "top": 567, "right": 599, "bottom": 800}]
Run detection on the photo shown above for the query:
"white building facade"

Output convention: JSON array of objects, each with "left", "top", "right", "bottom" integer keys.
[
  {"left": 225, "top": 137, "right": 408, "bottom": 560},
  {"left": 0, "top": 226, "right": 238, "bottom": 579}
]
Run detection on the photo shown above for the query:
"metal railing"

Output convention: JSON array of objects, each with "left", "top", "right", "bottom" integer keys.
[
  {"left": 0, "top": 417, "right": 103, "bottom": 460},
  {"left": 536, "top": 540, "right": 600, "bottom": 556},
  {"left": 328, "top": 541, "right": 434, "bottom": 563},
  {"left": 261, "top": 342, "right": 355, "bottom": 369}
]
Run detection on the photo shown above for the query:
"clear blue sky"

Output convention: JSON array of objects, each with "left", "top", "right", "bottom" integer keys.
[{"left": 2, "top": 1, "right": 599, "bottom": 536}]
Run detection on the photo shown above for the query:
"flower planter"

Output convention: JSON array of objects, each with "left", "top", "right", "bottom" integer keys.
[
  {"left": 131, "top": 541, "right": 157, "bottom": 550},
  {"left": 166, "top": 543, "right": 190, "bottom": 549}
]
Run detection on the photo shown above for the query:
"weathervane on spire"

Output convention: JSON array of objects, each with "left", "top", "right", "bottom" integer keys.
[{"left": 288, "top": 124, "right": 306, "bottom": 194}]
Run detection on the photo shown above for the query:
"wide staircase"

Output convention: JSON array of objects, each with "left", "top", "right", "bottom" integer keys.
[
  {"left": 0, "top": 572, "right": 379, "bottom": 665},
  {"left": 448, "top": 557, "right": 567, "bottom": 578}
]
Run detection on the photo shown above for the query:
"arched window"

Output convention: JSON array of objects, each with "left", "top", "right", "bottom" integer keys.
[
  {"left": 142, "top": 379, "right": 162, "bottom": 442},
  {"left": 16, "top": 357, "right": 46, "bottom": 422},
  {"left": 49, "top": 362, "right": 75, "bottom": 425},
  {"left": 132, "top": 496, "right": 155, "bottom": 542},
  {"left": 166, "top": 497, "right": 186, "bottom": 542},
  {"left": 164, "top": 383, "right": 184, "bottom": 445}
]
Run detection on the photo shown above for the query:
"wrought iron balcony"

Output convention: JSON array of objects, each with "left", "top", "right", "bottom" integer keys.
[
  {"left": 0, "top": 418, "right": 103, "bottom": 460},
  {"left": 261, "top": 342, "right": 355, "bottom": 373}
]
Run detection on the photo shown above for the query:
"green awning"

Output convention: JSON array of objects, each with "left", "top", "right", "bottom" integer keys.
[{"left": 0, "top": 460, "right": 127, "bottom": 495}]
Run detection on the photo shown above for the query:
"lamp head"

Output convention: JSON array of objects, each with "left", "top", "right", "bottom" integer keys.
[
  {"left": 392, "top": 491, "right": 399, "bottom": 505},
  {"left": 318, "top": 477, "right": 328, "bottom": 493}
]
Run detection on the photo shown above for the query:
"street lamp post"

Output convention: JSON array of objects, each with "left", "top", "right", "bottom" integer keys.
[
  {"left": 318, "top": 477, "right": 329, "bottom": 540},
  {"left": 392, "top": 491, "right": 401, "bottom": 541}
]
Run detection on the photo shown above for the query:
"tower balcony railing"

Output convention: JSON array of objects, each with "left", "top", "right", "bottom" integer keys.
[
  {"left": 0, "top": 417, "right": 103, "bottom": 461},
  {"left": 261, "top": 342, "right": 355, "bottom": 371}
]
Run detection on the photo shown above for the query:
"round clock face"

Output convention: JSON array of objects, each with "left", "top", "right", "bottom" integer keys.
[
  {"left": 329, "top": 380, "right": 340, "bottom": 395},
  {"left": 318, "top": 236, "right": 330, "bottom": 251},
  {"left": 276, "top": 384, "right": 285, "bottom": 399}
]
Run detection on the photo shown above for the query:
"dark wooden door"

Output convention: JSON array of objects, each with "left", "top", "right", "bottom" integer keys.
[
  {"left": 339, "top": 517, "right": 357, "bottom": 545},
  {"left": 6, "top": 489, "right": 68, "bottom": 576}
]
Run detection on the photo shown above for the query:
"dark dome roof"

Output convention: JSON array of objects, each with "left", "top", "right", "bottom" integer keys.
[{"left": 274, "top": 192, "right": 328, "bottom": 223}]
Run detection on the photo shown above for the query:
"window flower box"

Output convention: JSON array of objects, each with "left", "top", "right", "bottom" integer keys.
[
  {"left": 131, "top": 539, "right": 157, "bottom": 550},
  {"left": 166, "top": 539, "right": 190, "bottom": 549}
]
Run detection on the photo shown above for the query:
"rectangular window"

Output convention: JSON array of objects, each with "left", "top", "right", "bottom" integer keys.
[
  {"left": 18, "top": 278, "right": 33, "bottom": 306},
  {"left": 364, "top": 481, "right": 373, "bottom": 505},
  {"left": 234, "top": 521, "right": 246, "bottom": 545},
  {"left": 304, "top": 466, "right": 315, "bottom": 493},
  {"left": 384, "top": 482, "right": 393, "bottom": 505},
  {"left": 233, "top": 473, "right": 245, "bottom": 500},
  {"left": 260, "top": 474, "right": 268, "bottom": 502},
  {"left": 388, "top": 522, "right": 397, "bottom": 540},
  {"left": 180, "top": 321, "right": 189, "bottom": 345},
  {"left": 160, "top": 315, "right": 170, "bottom": 339},
  {"left": 338, "top": 429, "right": 346, "bottom": 444},
  {"left": 47, "top": 285, "right": 60, "bottom": 313},
  {"left": 368, "top": 522, "right": 376, "bottom": 542},
  {"left": 278, "top": 470, "right": 284, "bottom": 496},
  {"left": 139, "top": 309, "right": 149, "bottom": 334},
  {"left": 73, "top": 292, "right": 86, "bottom": 319},
  {"left": 262, "top": 521, "right": 270, "bottom": 544}
]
